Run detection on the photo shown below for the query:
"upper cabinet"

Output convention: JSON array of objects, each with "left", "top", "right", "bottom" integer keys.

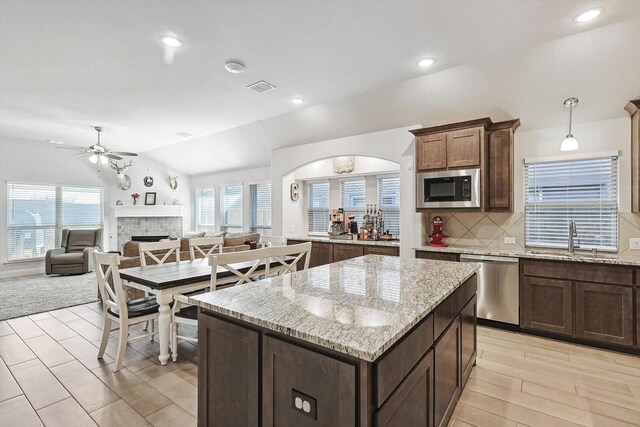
[
  {"left": 627, "top": 99, "right": 640, "bottom": 212},
  {"left": 411, "top": 117, "right": 520, "bottom": 212}
]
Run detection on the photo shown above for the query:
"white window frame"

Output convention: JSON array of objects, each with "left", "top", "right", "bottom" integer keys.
[
  {"left": 220, "top": 183, "right": 244, "bottom": 233},
  {"left": 524, "top": 152, "right": 619, "bottom": 252},
  {"left": 306, "top": 180, "right": 330, "bottom": 236},
  {"left": 249, "top": 181, "right": 272, "bottom": 236},
  {"left": 194, "top": 186, "right": 216, "bottom": 233},
  {"left": 339, "top": 177, "right": 366, "bottom": 222},
  {"left": 377, "top": 173, "right": 401, "bottom": 238}
]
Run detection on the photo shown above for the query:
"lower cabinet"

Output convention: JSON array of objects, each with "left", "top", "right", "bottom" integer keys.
[
  {"left": 575, "top": 282, "right": 634, "bottom": 347},
  {"left": 415, "top": 251, "right": 459, "bottom": 262},
  {"left": 333, "top": 243, "right": 364, "bottom": 262},
  {"left": 460, "top": 295, "right": 477, "bottom": 385},
  {"left": 434, "top": 316, "right": 461, "bottom": 427},
  {"left": 263, "top": 336, "right": 356, "bottom": 427},
  {"left": 637, "top": 290, "right": 640, "bottom": 349},
  {"left": 364, "top": 246, "right": 400, "bottom": 256},
  {"left": 376, "top": 350, "right": 434, "bottom": 427},
  {"left": 287, "top": 240, "right": 333, "bottom": 268},
  {"left": 522, "top": 276, "right": 573, "bottom": 336}
]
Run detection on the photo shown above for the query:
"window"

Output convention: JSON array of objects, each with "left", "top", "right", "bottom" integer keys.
[
  {"left": 378, "top": 175, "right": 400, "bottom": 237},
  {"left": 250, "top": 182, "right": 272, "bottom": 235},
  {"left": 7, "top": 183, "right": 103, "bottom": 261},
  {"left": 221, "top": 184, "right": 243, "bottom": 232},
  {"left": 524, "top": 155, "right": 618, "bottom": 251},
  {"left": 340, "top": 179, "right": 365, "bottom": 223},
  {"left": 195, "top": 187, "right": 216, "bottom": 233},
  {"left": 307, "top": 181, "right": 330, "bottom": 234}
]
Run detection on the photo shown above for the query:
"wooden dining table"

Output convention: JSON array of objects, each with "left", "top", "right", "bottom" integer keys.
[{"left": 119, "top": 258, "right": 271, "bottom": 365}]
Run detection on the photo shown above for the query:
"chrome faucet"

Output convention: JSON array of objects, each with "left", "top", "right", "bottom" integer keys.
[{"left": 568, "top": 220, "right": 580, "bottom": 254}]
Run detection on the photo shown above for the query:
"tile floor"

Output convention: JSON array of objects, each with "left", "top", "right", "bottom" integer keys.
[{"left": 1, "top": 302, "right": 639, "bottom": 427}]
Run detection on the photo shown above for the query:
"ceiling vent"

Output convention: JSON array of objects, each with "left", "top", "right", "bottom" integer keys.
[{"left": 247, "top": 80, "right": 276, "bottom": 93}]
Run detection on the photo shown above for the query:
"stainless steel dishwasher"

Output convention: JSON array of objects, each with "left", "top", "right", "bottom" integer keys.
[{"left": 459, "top": 254, "right": 519, "bottom": 325}]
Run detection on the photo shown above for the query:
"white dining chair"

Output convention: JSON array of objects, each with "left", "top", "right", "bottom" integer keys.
[
  {"left": 170, "top": 242, "right": 312, "bottom": 361},
  {"left": 94, "top": 251, "right": 159, "bottom": 372},
  {"left": 188, "top": 236, "right": 224, "bottom": 260},
  {"left": 138, "top": 240, "right": 181, "bottom": 335}
]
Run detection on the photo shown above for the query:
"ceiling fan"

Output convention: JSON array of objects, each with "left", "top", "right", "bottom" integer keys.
[{"left": 57, "top": 126, "right": 138, "bottom": 170}]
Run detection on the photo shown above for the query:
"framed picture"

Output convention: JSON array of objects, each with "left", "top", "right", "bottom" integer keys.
[{"left": 144, "top": 192, "right": 156, "bottom": 205}]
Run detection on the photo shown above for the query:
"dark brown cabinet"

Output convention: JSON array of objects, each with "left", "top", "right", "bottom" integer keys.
[
  {"left": 333, "top": 243, "right": 364, "bottom": 262},
  {"left": 263, "top": 336, "right": 356, "bottom": 427},
  {"left": 197, "top": 313, "right": 259, "bottom": 427},
  {"left": 287, "top": 239, "right": 333, "bottom": 268},
  {"left": 375, "top": 350, "right": 434, "bottom": 427},
  {"left": 522, "top": 276, "right": 573, "bottom": 336},
  {"left": 626, "top": 99, "right": 640, "bottom": 212},
  {"left": 637, "top": 290, "right": 640, "bottom": 349},
  {"left": 485, "top": 127, "right": 513, "bottom": 211},
  {"left": 575, "top": 282, "right": 634, "bottom": 347},
  {"left": 434, "top": 316, "right": 461, "bottom": 427},
  {"left": 460, "top": 295, "right": 477, "bottom": 385},
  {"left": 364, "top": 245, "right": 399, "bottom": 257},
  {"left": 415, "top": 251, "right": 459, "bottom": 262},
  {"left": 447, "top": 128, "right": 481, "bottom": 168},
  {"left": 417, "top": 133, "right": 447, "bottom": 171}
]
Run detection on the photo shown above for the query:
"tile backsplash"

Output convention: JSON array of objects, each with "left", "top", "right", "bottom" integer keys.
[
  {"left": 116, "top": 217, "right": 183, "bottom": 251},
  {"left": 424, "top": 212, "right": 640, "bottom": 255}
]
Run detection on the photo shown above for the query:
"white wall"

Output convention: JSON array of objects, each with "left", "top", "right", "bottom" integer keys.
[
  {"left": 514, "top": 117, "right": 631, "bottom": 211},
  {"left": 190, "top": 167, "right": 271, "bottom": 232},
  {"left": 272, "top": 126, "right": 421, "bottom": 258},
  {"left": 0, "top": 136, "right": 192, "bottom": 277}
]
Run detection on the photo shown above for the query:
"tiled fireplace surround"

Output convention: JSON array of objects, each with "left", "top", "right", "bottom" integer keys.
[
  {"left": 423, "top": 212, "right": 640, "bottom": 256},
  {"left": 116, "top": 217, "right": 183, "bottom": 251}
]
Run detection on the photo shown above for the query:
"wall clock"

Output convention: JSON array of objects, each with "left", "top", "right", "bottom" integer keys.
[{"left": 143, "top": 176, "right": 154, "bottom": 187}]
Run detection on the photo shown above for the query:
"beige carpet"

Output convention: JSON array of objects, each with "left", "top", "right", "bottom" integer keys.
[{"left": 0, "top": 272, "right": 98, "bottom": 320}]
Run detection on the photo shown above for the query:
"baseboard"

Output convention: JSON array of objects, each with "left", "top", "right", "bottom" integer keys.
[{"left": 0, "top": 267, "right": 44, "bottom": 279}]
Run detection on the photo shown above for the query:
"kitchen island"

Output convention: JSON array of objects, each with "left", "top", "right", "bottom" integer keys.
[{"left": 189, "top": 255, "right": 479, "bottom": 427}]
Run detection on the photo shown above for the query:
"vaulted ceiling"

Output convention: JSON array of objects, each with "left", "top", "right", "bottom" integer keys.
[{"left": 1, "top": 0, "right": 639, "bottom": 174}]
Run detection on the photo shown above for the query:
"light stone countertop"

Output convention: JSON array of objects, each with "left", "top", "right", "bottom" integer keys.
[
  {"left": 287, "top": 235, "right": 400, "bottom": 247},
  {"left": 189, "top": 255, "right": 478, "bottom": 362},
  {"left": 412, "top": 245, "right": 640, "bottom": 267}
]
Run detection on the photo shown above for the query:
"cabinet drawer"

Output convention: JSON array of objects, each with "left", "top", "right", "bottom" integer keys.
[
  {"left": 375, "top": 314, "right": 433, "bottom": 406},
  {"left": 262, "top": 336, "right": 356, "bottom": 427},
  {"left": 364, "top": 246, "right": 399, "bottom": 257},
  {"left": 416, "top": 251, "right": 459, "bottom": 262},
  {"left": 523, "top": 260, "right": 632, "bottom": 286}
]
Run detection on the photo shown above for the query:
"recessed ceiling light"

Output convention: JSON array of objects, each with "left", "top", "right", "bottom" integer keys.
[
  {"left": 224, "top": 60, "right": 246, "bottom": 74},
  {"left": 417, "top": 58, "right": 436, "bottom": 68},
  {"left": 160, "top": 35, "right": 183, "bottom": 48},
  {"left": 291, "top": 98, "right": 305, "bottom": 105},
  {"left": 574, "top": 7, "right": 603, "bottom": 23},
  {"left": 45, "top": 139, "right": 63, "bottom": 144}
]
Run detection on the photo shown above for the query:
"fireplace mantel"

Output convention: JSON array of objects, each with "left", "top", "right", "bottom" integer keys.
[{"left": 111, "top": 205, "right": 184, "bottom": 218}]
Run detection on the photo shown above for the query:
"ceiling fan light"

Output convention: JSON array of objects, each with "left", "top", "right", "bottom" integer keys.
[
  {"left": 89, "top": 154, "right": 98, "bottom": 164},
  {"left": 560, "top": 135, "right": 579, "bottom": 151},
  {"left": 100, "top": 155, "right": 108, "bottom": 164}
]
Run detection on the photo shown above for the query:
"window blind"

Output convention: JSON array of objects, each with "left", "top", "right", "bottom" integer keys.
[
  {"left": 377, "top": 176, "right": 401, "bottom": 237},
  {"left": 195, "top": 187, "right": 216, "bottom": 233},
  {"left": 7, "top": 183, "right": 103, "bottom": 261},
  {"left": 524, "top": 155, "right": 618, "bottom": 251},
  {"left": 340, "top": 179, "right": 365, "bottom": 223},
  {"left": 221, "top": 184, "right": 243, "bottom": 232},
  {"left": 307, "top": 181, "right": 330, "bottom": 234},
  {"left": 250, "top": 182, "right": 272, "bottom": 236}
]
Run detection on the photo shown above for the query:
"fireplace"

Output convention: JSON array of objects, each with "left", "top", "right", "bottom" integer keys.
[{"left": 131, "top": 235, "right": 169, "bottom": 243}]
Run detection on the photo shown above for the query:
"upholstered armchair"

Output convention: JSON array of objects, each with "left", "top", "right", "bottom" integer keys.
[{"left": 45, "top": 229, "right": 103, "bottom": 275}]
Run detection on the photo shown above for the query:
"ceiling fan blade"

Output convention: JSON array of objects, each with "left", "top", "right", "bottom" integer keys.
[
  {"left": 105, "top": 153, "right": 123, "bottom": 161},
  {"left": 73, "top": 152, "right": 91, "bottom": 157},
  {"left": 55, "top": 146, "right": 86, "bottom": 151},
  {"left": 110, "top": 151, "right": 138, "bottom": 157}
]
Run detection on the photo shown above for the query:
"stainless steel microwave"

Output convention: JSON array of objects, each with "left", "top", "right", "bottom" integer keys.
[{"left": 417, "top": 169, "right": 481, "bottom": 208}]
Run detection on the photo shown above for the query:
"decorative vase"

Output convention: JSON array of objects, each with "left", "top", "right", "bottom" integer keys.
[{"left": 133, "top": 198, "right": 137, "bottom": 205}]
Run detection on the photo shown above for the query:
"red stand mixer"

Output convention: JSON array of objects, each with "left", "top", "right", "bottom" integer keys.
[{"left": 428, "top": 216, "right": 448, "bottom": 247}]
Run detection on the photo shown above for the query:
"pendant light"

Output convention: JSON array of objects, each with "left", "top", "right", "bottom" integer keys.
[{"left": 560, "top": 97, "right": 579, "bottom": 151}]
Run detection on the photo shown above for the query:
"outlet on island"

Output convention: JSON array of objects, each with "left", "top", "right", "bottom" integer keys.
[{"left": 503, "top": 236, "right": 516, "bottom": 245}]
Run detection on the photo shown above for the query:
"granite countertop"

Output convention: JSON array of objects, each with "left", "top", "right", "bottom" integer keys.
[
  {"left": 412, "top": 245, "right": 640, "bottom": 267},
  {"left": 189, "top": 255, "right": 478, "bottom": 362},
  {"left": 287, "top": 235, "right": 400, "bottom": 247}
]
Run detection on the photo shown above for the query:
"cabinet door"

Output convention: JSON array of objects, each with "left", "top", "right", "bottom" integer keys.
[
  {"left": 434, "top": 316, "right": 461, "bottom": 427},
  {"left": 460, "top": 295, "right": 477, "bottom": 387},
  {"left": 333, "top": 243, "right": 364, "bottom": 262},
  {"left": 636, "top": 289, "right": 640, "bottom": 349},
  {"left": 417, "top": 134, "right": 447, "bottom": 171},
  {"left": 198, "top": 313, "right": 259, "bottom": 427},
  {"left": 522, "top": 277, "right": 573, "bottom": 336},
  {"left": 415, "top": 251, "right": 459, "bottom": 262},
  {"left": 575, "top": 282, "right": 634, "bottom": 347},
  {"left": 364, "top": 245, "right": 399, "bottom": 257},
  {"left": 486, "top": 129, "right": 512, "bottom": 211},
  {"left": 263, "top": 336, "right": 356, "bottom": 427},
  {"left": 310, "top": 242, "right": 334, "bottom": 268},
  {"left": 376, "top": 350, "right": 434, "bottom": 427},
  {"left": 447, "top": 128, "right": 481, "bottom": 168}
]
